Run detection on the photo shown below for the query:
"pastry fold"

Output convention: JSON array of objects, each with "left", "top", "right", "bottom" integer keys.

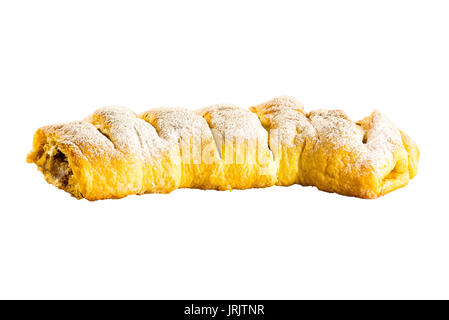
[{"left": 27, "top": 96, "right": 419, "bottom": 200}]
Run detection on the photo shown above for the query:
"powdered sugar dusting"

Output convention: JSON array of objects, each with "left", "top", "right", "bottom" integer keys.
[
  {"left": 308, "top": 109, "right": 364, "bottom": 146},
  {"left": 256, "top": 95, "right": 304, "bottom": 112},
  {"left": 308, "top": 109, "right": 401, "bottom": 170},
  {"left": 45, "top": 121, "right": 116, "bottom": 158},
  {"left": 254, "top": 96, "right": 403, "bottom": 172},
  {"left": 252, "top": 96, "right": 314, "bottom": 150},
  {"left": 141, "top": 107, "right": 212, "bottom": 143},
  {"left": 198, "top": 104, "right": 268, "bottom": 141},
  {"left": 87, "top": 106, "right": 167, "bottom": 159},
  {"left": 356, "top": 110, "right": 402, "bottom": 168},
  {"left": 35, "top": 97, "right": 404, "bottom": 176}
]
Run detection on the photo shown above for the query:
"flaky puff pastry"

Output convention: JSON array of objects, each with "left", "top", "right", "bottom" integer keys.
[
  {"left": 27, "top": 96, "right": 419, "bottom": 200},
  {"left": 251, "top": 96, "right": 419, "bottom": 198}
]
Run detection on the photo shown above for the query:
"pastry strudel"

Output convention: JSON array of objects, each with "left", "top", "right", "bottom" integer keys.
[{"left": 27, "top": 96, "right": 419, "bottom": 200}]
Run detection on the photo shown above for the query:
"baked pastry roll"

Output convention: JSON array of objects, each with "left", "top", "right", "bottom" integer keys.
[
  {"left": 27, "top": 96, "right": 419, "bottom": 200},
  {"left": 251, "top": 97, "right": 419, "bottom": 198}
]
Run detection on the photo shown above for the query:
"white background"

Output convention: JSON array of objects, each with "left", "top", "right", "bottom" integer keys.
[{"left": 0, "top": 0, "right": 447, "bottom": 299}]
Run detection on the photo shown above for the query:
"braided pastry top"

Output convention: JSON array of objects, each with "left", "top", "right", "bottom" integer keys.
[{"left": 27, "top": 96, "right": 419, "bottom": 200}]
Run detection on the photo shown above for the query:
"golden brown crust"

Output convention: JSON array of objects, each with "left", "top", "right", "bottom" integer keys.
[
  {"left": 27, "top": 97, "right": 419, "bottom": 200},
  {"left": 198, "top": 104, "right": 277, "bottom": 189},
  {"left": 251, "top": 97, "right": 419, "bottom": 198}
]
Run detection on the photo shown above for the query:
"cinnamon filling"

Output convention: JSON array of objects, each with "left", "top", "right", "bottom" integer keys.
[
  {"left": 43, "top": 149, "right": 72, "bottom": 189},
  {"left": 35, "top": 145, "right": 81, "bottom": 198}
]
